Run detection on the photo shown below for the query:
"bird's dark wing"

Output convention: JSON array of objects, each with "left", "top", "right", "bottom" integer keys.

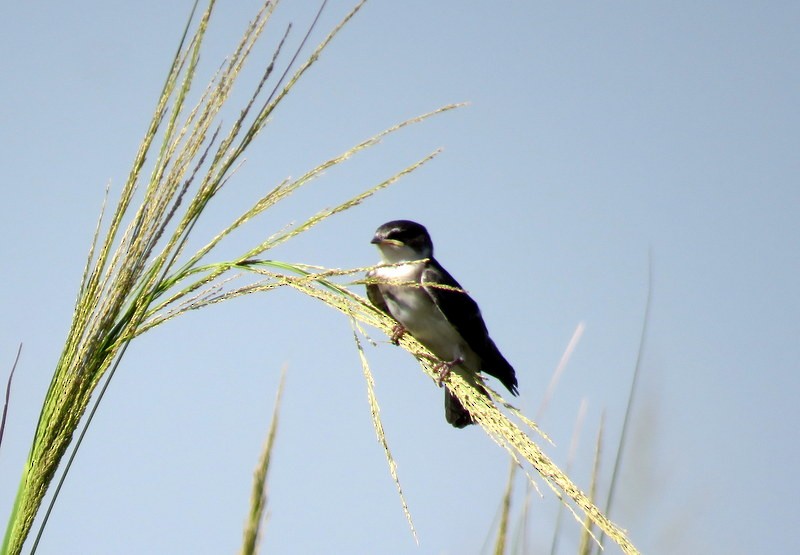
[
  {"left": 421, "top": 260, "right": 518, "bottom": 395},
  {"left": 365, "top": 269, "right": 394, "bottom": 318}
]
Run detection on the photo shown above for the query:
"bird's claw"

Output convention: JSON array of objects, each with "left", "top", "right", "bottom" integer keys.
[
  {"left": 434, "top": 356, "right": 464, "bottom": 387},
  {"left": 390, "top": 324, "right": 407, "bottom": 345}
]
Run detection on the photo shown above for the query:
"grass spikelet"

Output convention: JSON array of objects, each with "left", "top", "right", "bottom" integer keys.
[
  {"left": 352, "top": 322, "right": 418, "bottom": 543},
  {"left": 240, "top": 367, "right": 287, "bottom": 555}
]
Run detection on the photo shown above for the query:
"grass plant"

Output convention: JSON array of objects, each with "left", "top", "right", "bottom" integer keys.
[
  {"left": 1, "top": 2, "right": 640, "bottom": 554},
  {"left": 486, "top": 262, "right": 651, "bottom": 555},
  {"left": 239, "top": 367, "right": 286, "bottom": 555}
]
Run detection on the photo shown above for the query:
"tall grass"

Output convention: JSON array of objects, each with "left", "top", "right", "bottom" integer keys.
[
  {"left": 239, "top": 367, "right": 286, "bottom": 555},
  {"left": 1, "top": 1, "right": 640, "bottom": 554},
  {"left": 486, "top": 261, "right": 652, "bottom": 554},
  {"left": 0, "top": 1, "right": 445, "bottom": 551}
]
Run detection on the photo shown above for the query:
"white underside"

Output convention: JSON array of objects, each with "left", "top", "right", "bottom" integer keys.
[{"left": 372, "top": 261, "right": 480, "bottom": 371}]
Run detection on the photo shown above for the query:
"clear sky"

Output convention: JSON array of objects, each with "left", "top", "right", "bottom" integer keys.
[{"left": 1, "top": 1, "right": 798, "bottom": 554}]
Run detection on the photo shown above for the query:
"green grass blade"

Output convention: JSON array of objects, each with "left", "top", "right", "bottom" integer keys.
[{"left": 239, "top": 367, "right": 286, "bottom": 555}]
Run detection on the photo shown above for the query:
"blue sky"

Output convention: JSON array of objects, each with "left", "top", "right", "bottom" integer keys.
[{"left": 1, "top": 1, "right": 798, "bottom": 554}]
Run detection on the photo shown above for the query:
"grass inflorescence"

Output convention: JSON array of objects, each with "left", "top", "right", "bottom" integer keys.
[
  {"left": 0, "top": 1, "right": 452, "bottom": 552},
  {"left": 1, "top": 1, "right": 640, "bottom": 554}
]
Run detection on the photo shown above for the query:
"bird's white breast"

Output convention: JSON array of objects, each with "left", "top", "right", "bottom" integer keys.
[{"left": 373, "top": 262, "right": 479, "bottom": 368}]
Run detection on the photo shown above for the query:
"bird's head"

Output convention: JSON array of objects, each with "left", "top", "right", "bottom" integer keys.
[{"left": 371, "top": 220, "right": 433, "bottom": 263}]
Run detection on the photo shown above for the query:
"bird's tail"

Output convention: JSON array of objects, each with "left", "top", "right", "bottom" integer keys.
[{"left": 444, "top": 387, "right": 474, "bottom": 428}]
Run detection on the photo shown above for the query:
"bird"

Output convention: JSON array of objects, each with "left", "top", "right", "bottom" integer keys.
[{"left": 366, "top": 219, "right": 518, "bottom": 428}]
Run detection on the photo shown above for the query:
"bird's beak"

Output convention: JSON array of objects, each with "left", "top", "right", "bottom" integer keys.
[{"left": 372, "top": 236, "right": 403, "bottom": 247}]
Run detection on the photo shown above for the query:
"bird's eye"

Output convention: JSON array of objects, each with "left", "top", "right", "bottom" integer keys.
[{"left": 388, "top": 230, "right": 408, "bottom": 243}]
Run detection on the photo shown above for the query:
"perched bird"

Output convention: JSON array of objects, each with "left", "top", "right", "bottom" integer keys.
[{"left": 366, "top": 219, "right": 518, "bottom": 428}]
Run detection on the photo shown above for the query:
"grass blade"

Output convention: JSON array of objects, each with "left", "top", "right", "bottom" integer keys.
[
  {"left": 239, "top": 367, "right": 287, "bottom": 555},
  {"left": 492, "top": 460, "right": 516, "bottom": 555}
]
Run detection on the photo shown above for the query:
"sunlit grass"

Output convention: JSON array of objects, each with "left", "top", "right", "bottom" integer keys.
[
  {"left": 239, "top": 367, "right": 286, "bottom": 555},
  {"left": 1, "top": 1, "right": 640, "bottom": 554},
  {"left": 0, "top": 1, "right": 448, "bottom": 552},
  {"left": 483, "top": 265, "right": 652, "bottom": 554}
]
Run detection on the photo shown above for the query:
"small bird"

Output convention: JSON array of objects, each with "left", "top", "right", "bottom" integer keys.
[{"left": 366, "top": 220, "right": 518, "bottom": 428}]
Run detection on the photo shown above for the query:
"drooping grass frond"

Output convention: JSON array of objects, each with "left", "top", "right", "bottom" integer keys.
[
  {"left": 239, "top": 366, "right": 287, "bottom": 555},
  {"left": 457, "top": 376, "right": 636, "bottom": 553},
  {"left": 236, "top": 264, "right": 640, "bottom": 554},
  {"left": 352, "top": 322, "right": 417, "bottom": 543}
]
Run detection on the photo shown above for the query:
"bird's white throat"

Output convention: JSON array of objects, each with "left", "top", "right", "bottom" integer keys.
[{"left": 376, "top": 243, "right": 430, "bottom": 264}]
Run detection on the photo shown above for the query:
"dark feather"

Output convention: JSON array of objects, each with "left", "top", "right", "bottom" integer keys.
[
  {"left": 366, "top": 269, "right": 393, "bottom": 318},
  {"left": 421, "top": 261, "right": 518, "bottom": 395},
  {"left": 444, "top": 387, "right": 474, "bottom": 428}
]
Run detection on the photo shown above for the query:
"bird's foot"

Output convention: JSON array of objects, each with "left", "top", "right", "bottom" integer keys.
[
  {"left": 434, "top": 356, "right": 464, "bottom": 387},
  {"left": 390, "top": 324, "right": 407, "bottom": 345}
]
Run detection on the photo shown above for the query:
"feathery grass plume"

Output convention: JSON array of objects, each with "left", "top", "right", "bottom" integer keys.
[
  {"left": 240, "top": 367, "right": 287, "bottom": 555},
  {"left": 247, "top": 264, "right": 640, "bottom": 553},
  {"left": 457, "top": 369, "right": 637, "bottom": 554},
  {"left": 251, "top": 265, "right": 640, "bottom": 551},
  {"left": 352, "top": 322, "right": 417, "bottom": 543},
  {"left": 0, "top": 1, "right": 461, "bottom": 552}
]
